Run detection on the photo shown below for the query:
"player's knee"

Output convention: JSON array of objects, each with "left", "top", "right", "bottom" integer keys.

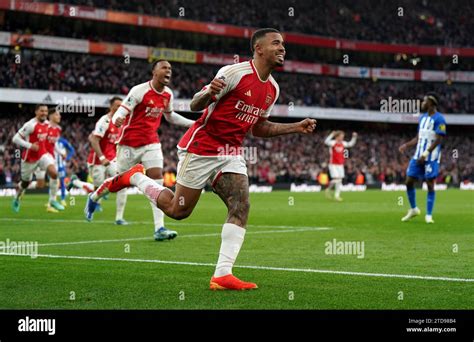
[{"left": 168, "top": 203, "right": 192, "bottom": 220}]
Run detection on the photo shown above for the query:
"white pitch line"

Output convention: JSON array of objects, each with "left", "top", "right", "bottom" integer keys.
[
  {"left": 0, "top": 252, "right": 472, "bottom": 283},
  {"left": 36, "top": 227, "right": 331, "bottom": 247},
  {"left": 0, "top": 218, "right": 329, "bottom": 230}
]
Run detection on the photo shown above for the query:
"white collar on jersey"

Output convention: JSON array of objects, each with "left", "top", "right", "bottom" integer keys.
[
  {"left": 149, "top": 80, "right": 165, "bottom": 95},
  {"left": 250, "top": 60, "right": 270, "bottom": 83}
]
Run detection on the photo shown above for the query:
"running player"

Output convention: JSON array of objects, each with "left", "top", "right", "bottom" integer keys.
[
  {"left": 11, "top": 104, "right": 64, "bottom": 212},
  {"left": 44, "top": 108, "right": 65, "bottom": 212},
  {"left": 324, "top": 131, "right": 357, "bottom": 201},
  {"left": 86, "top": 28, "right": 317, "bottom": 290},
  {"left": 86, "top": 96, "right": 127, "bottom": 224},
  {"left": 399, "top": 93, "right": 446, "bottom": 223},
  {"left": 93, "top": 60, "right": 195, "bottom": 240}
]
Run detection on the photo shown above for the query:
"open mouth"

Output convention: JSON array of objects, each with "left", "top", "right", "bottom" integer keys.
[{"left": 163, "top": 75, "right": 171, "bottom": 82}]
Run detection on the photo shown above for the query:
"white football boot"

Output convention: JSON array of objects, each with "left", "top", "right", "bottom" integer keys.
[
  {"left": 425, "top": 215, "right": 435, "bottom": 224},
  {"left": 401, "top": 207, "right": 421, "bottom": 222}
]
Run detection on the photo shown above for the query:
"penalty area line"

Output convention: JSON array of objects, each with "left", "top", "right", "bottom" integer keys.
[{"left": 0, "top": 253, "right": 473, "bottom": 283}]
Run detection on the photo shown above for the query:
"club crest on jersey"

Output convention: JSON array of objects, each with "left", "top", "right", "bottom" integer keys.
[{"left": 265, "top": 94, "right": 273, "bottom": 104}]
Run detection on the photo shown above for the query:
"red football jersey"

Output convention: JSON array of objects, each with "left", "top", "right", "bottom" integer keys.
[
  {"left": 329, "top": 142, "right": 345, "bottom": 165},
  {"left": 87, "top": 114, "right": 121, "bottom": 165},
  {"left": 117, "top": 81, "right": 173, "bottom": 147},
  {"left": 46, "top": 125, "right": 61, "bottom": 156},
  {"left": 178, "top": 60, "right": 279, "bottom": 156},
  {"left": 18, "top": 118, "right": 49, "bottom": 162}
]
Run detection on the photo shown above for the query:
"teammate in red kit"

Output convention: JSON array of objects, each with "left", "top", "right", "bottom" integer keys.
[
  {"left": 12, "top": 104, "right": 64, "bottom": 213},
  {"left": 85, "top": 96, "right": 126, "bottom": 223},
  {"left": 86, "top": 60, "right": 195, "bottom": 240},
  {"left": 86, "top": 28, "right": 317, "bottom": 290},
  {"left": 324, "top": 131, "right": 358, "bottom": 201},
  {"left": 44, "top": 108, "right": 66, "bottom": 211}
]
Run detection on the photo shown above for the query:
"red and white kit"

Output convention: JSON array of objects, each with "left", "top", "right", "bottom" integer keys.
[
  {"left": 324, "top": 133, "right": 357, "bottom": 179},
  {"left": 16, "top": 118, "right": 55, "bottom": 181},
  {"left": 177, "top": 60, "right": 279, "bottom": 189},
  {"left": 115, "top": 81, "right": 173, "bottom": 171},
  {"left": 46, "top": 125, "right": 61, "bottom": 156},
  {"left": 87, "top": 114, "right": 121, "bottom": 186}
]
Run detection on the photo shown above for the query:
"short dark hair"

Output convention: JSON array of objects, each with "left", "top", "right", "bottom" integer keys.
[
  {"left": 250, "top": 28, "right": 281, "bottom": 53},
  {"left": 426, "top": 92, "right": 439, "bottom": 106},
  {"left": 35, "top": 104, "right": 48, "bottom": 111},
  {"left": 109, "top": 96, "right": 122, "bottom": 106},
  {"left": 151, "top": 59, "right": 167, "bottom": 71},
  {"left": 48, "top": 107, "right": 58, "bottom": 116}
]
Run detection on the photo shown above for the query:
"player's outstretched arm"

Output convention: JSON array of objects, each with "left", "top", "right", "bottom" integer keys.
[
  {"left": 252, "top": 118, "right": 316, "bottom": 138},
  {"left": 163, "top": 111, "right": 195, "bottom": 127},
  {"left": 399, "top": 134, "right": 418, "bottom": 153}
]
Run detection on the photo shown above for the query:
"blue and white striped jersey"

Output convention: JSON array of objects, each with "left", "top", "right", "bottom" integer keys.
[{"left": 413, "top": 112, "right": 446, "bottom": 162}]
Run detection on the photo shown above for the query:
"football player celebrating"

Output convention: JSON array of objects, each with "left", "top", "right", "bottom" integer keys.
[
  {"left": 324, "top": 131, "right": 357, "bottom": 201},
  {"left": 87, "top": 60, "right": 194, "bottom": 241},
  {"left": 12, "top": 104, "right": 64, "bottom": 212},
  {"left": 86, "top": 28, "right": 317, "bottom": 290}
]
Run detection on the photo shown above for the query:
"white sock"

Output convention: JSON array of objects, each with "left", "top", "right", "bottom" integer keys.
[
  {"left": 335, "top": 179, "right": 342, "bottom": 198},
  {"left": 73, "top": 179, "right": 94, "bottom": 193},
  {"left": 151, "top": 179, "right": 165, "bottom": 231},
  {"left": 214, "top": 223, "right": 246, "bottom": 277},
  {"left": 130, "top": 173, "right": 165, "bottom": 204},
  {"left": 327, "top": 180, "right": 335, "bottom": 190},
  {"left": 49, "top": 179, "right": 58, "bottom": 202},
  {"left": 27, "top": 181, "right": 38, "bottom": 189},
  {"left": 115, "top": 189, "right": 127, "bottom": 221}
]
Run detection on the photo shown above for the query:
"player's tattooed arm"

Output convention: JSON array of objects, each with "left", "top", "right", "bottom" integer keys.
[
  {"left": 190, "top": 78, "right": 227, "bottom": 111},
  {"left": 399, "top": 134, "right": 418, "bottom": 153},
  {"left": 252, "top": 118, "right": 317, "bottom": 138},
  {"left": 213, "top": 173, "right": 250, "bottom": 228}
]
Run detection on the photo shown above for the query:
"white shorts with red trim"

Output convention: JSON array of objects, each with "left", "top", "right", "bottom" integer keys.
[
  {"left": 21, "top": 153, "right": 55, "bottom": 182},
  {"left": 176, "top": 149, "right": 247, "bottom": 190},
  {"left": 116, "top": 143, "right": 163, "bottom": 172},
  {"left": 329, "top": 164, "right": 345, "bottom": 179},
  {"left": 88, "top": 160, "right": 118, "bottom": 187}
]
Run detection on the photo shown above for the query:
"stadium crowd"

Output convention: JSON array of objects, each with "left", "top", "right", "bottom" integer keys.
[
  {"left": 1, "top": 49, "right": 472, "bottom": 113},
  {"left": 0, "top": 112, "right": 472, "bottom": 187},
  {"left": 37, "top": 0, "right": 474, "bottom": 46}
]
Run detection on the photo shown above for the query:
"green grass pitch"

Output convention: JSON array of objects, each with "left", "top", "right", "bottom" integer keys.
[{"left": 0, "top": 190, "right": 473, "bottom": 309}]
